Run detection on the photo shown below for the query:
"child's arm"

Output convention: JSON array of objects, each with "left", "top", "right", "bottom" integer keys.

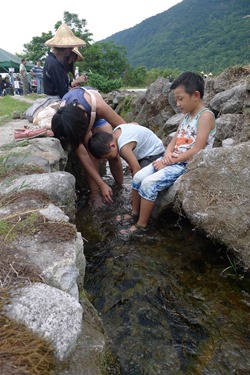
[
  {"left": 120, "top": 143, "right": 141, "bottom": 176},
  {"left": 154, "top": 111, "right": 215, "bottom": 169},
  {"left": 153, "top": 131, "right": 178, "bottom": 170},
  {"left": 75, "top": 143, "right": 113, "bottom": 203}
]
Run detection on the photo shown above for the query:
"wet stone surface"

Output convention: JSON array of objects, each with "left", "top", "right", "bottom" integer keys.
[{"left": 76, "top": 168, "right": 250, "bottom": 375}]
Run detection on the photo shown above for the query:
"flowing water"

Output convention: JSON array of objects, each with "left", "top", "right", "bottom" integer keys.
[{"left": 75, "top": 165, "right": 250, "bottom": 375}]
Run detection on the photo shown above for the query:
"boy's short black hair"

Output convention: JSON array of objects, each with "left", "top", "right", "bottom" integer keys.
[
  {"left": 52, "top": 103, "right": 90, "bottom": 150},
  {"left": 170, "top": 71, "right": 205, "bottom": 98},
  {"left": 88, "top": 132, "right": 114, "bottom": 159}
]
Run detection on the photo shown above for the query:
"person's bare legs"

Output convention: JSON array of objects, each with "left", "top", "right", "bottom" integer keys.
[
  {"left": 136, "top": 197, "right": 155, "bottom": 228},
  {"left": 120, "top": 196, "right": 155, "bottom": 235},
  {"left": 131, "top": 189, "right": 141, "bottom": 216},
  {"left": 108, "top": 155, "right": 123, "bottom": 185}
]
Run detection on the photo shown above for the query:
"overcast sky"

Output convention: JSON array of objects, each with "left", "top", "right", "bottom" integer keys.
[{"left": 1, "top": 0, "right": 182, "bottom": 55}]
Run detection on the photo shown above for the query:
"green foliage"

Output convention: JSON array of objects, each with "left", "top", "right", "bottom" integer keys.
[
  {"left": 104, "top": 0, "right": 250, "bottom": 74},
  {"left": 21, "top": 12, "right": 130, "bottom": 87},
  {"left": 23, "top": 32, "right": 53, "bottom": 62},
  {"left": 87, "top": 72, "right": 123, "bottom": 93},
  {"left": 81, "top": 41, "right": 128, "bottom": 80},
  {"left": 18, "top": 1, "right": 250, "bottom": 88},
  {"left": 130, "top": 66, "right": 147, "bottom": 87},
  {"left": 118, "top": 95, "right": 134, "bottom": 121}
]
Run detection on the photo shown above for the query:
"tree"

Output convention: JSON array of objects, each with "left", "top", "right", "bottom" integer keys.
[
  {"left": 81, "top": 41, "right": 128, "bottom": 80},
  {"left": 23, "top": 32, "right": 53, "bottom": 63},
  {"left": 20, "top": 12, "right": 141, "bottom": 89}
]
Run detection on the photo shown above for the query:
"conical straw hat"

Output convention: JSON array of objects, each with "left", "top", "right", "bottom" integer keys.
[
  {"left": 72, "top": 47, "right": 83, "bottom": 61},
  {"left": 45, "top": 23, "right": 86, "bottom": 47}
]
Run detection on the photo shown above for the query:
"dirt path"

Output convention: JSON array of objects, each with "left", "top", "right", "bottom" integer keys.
[
  {"left": 0, "top": 96, "right": 34, "bottom": 147},
  {"left": 0, "top": 118, "right": 32, "bottom": 147}
]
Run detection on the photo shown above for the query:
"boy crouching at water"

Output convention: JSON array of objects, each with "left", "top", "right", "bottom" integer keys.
[
  {"left": 88, "top": 122, "right": 166, "bottom": 223},
  {"left": 88, "top": 123, "right": 165, "bottom": 175},
  {"left": 119, "top": 71, "right": 216, "bottom": 237}
]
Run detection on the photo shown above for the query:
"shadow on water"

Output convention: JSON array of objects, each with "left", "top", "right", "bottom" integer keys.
[{"left": 75, "top": 168, "right": 250, "bottom": 375}]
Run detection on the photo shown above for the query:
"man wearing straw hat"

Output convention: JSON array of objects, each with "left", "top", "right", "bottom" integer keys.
[{"left": 43, "top": 23, "right": 86, "bottom": 99}]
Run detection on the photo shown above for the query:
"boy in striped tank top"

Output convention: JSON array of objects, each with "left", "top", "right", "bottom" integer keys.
[{"left": 120, "top": 71, "right": 216, "bottom": 237}]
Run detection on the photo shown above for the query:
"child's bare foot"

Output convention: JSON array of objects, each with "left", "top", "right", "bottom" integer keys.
[
  {"left": 119, "top": 223, "right": 148, "bottom": 237},
  {"left": 116, "top": 213, "right": 139, "bottom": 224}
]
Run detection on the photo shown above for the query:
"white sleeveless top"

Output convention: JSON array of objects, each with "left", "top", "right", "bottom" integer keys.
[
  {"left": 174, "top": 108, "right": 216, "bottom": 154},
  {"left": 114, "top": 123, "right": 165, "bottom": 160}
]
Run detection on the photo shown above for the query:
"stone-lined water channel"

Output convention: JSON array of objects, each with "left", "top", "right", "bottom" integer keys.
[{"left": 76, "top": 169, "right": 250, "bottom": 375}]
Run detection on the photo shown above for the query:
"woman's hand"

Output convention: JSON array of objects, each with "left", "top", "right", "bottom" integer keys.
[{"left": 100, "top": 182, "right": 113, "bottom": 204}]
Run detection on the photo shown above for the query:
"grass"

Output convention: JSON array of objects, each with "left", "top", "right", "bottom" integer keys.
[{"left": 0, "top": 94, "right": 41, "bottom": 126}]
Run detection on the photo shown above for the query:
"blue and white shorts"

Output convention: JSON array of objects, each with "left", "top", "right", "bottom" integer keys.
[{"left": 132, "top": 159, "right": 187, "bottom": 201}]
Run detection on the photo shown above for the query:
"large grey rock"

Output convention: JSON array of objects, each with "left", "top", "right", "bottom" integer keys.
[
  {"left": 210, "top": 84, "right": 247, "bottom": 114},
  {"left": 177, "top": 142, "right": 250, "bottom": 269},
  {"left": 5, "top": 283, "right": 83, "bottom": 360},
  {"left": 0, "top": 171, "right": 76, "bottom": 221},
  {"left": 0, "top": 137, "right": 67, "bottom": 173},
  {"left": 11, "top": 230, "right": 85, "bottom": 299},
  {"left": 214, "top": 113, "right": 250, "bottom": 146}
]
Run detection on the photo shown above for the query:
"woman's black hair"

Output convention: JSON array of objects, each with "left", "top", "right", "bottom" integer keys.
[{"left": 51, "top": 103, "right": 90, "bottom": 150}]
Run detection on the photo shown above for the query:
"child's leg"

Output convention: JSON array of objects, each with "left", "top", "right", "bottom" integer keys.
[
  {"left": 131, "top": 189, "right": 141, "bottom": 216},
  {"left": 137, "top": 197, "right": 155, "bottom": 228},
  {"left": 129, "top": 163, "right": 186, "bottom": 231},
  {"left": 138, "top": 162, "right": 187, "bottom": 201},
  {"left": 131, "top": 162, "right": 156, "bottom": 216}
]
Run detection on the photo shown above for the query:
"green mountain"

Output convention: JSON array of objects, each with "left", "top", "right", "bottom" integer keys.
[{"left": 103, "top": 0, "right": 250, "bottom": 74}]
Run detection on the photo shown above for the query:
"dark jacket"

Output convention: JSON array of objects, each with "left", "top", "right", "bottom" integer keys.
[{"left": 43, "top": 52, "right": 69, "bottom": 98}]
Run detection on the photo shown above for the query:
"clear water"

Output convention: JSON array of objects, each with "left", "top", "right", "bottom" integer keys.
[{"left": 75, "top": 165, "right": 250, "bottom": 375}]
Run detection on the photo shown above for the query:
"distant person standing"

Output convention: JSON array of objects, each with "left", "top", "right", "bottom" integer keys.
[
  {"left": 19, "top": 58, "right": 29, "bottom": 95},
  {"left": 31, "top": 60, "right": 44, "bottom": 94},
  {"left": 14, "top": 76, "right": 21, "bottom": 95}
]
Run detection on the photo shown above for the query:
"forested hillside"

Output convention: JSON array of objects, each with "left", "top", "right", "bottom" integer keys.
[{"left": 103, "top": 0, "right": 250, "bottom": 73}]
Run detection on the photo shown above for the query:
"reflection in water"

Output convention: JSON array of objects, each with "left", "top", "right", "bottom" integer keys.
[{"left": 76, "top": 168, "right": 250, "bottom": 375}]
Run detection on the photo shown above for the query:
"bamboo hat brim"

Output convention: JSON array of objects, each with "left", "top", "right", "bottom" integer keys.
[
  {"left": 44, "top": 23, "right": 86, "bottom": 47},
  {"left": 72, "top": 47, "right": 83, "bottom": 61}
]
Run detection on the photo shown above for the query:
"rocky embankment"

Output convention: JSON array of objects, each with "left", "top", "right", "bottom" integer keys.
[
  {"left": 0, "top": 65, "right": 249, "bottom": 374},
  {"left": 0, "top": 125, "right": 112, "bottom": 373},
  {"left": 108, "top": 65, "right": 250, "bottom": 270}
]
